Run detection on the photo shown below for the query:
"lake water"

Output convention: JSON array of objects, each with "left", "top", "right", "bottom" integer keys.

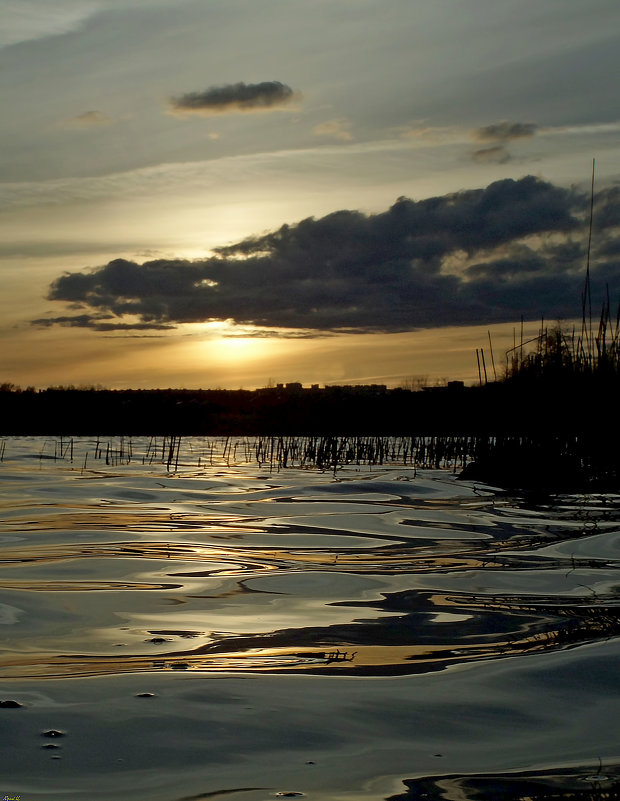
[{"left": 1, "top": 436, "right": 619, "bottom": 801}]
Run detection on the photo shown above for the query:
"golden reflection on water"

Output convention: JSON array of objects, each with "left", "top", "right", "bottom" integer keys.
[
  {"left": 0, "top": 627, "right": 591, "bottom": 680},
  {"left": 0, "top": 580, "right": 180, "bottom": 591},
  {"left": 2, "top": 437, "right": 620, "bottom": 686},
  {"left": 0, "top": 537, "right": 497, "bottom": 574},
  {"left": 0, "top": 509, "right": 257, "bottom": 534}
]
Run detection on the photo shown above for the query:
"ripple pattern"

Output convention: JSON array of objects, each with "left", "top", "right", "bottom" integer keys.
[{"left": 1, "top": 436, "right": 619, "bottom": 680}]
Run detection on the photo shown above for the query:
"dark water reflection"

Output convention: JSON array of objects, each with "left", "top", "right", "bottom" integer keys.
[
  {"left": 1, "top": 436, "right": 620, "bottom": 800},
  {"left": 391, "top": 763, "right": 620, "bottom": 800}
]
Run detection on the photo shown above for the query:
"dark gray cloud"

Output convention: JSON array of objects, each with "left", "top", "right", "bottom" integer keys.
[
  {"left": 36, "top": 176, "right": 620, "bottom": 335},
  {"left": 473, "top": 121, "right": 539, "bottom": 142},
  {"left": 470, "top": 120, "right": 538, "bottom": 162},
  {"left": 32, "top": 314, "right": 175, "bottom": 331},
  {"left": 170, "top": 81, "right": 298, "bottom": 114},
  {"left": 593, "top": 185, "right": 620, "bottom": 229}
]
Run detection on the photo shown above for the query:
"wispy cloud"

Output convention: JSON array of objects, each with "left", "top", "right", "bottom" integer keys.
[
  {"left": 1, "top": 0, "right": 194, "bottom": 50},
  {"left": 170, "top": 81, "right": 300, "bottom": 115},
  {"left": 223, "top": 328, "right": 333, "bottom": 340},
  {"left": 472, "top": 145, "right": 511, "bottom": 163},
  {"left": 399, "top": 124, "right": 463, "bottom": 143},
  {"left": 468, "top": 120, "right": 539, "bottom": 163},
  {"left": 312, "top": 118, "right": 354, "bottom": 141},
  {"left": 0, "top": 0, "right": 97, "bottom": 49},
  {"left": 2, "top": 118, "right": 616, "bottom": 218},
  {"left": 0, "top": 139, "right": 422, "bottom": 212},
  {"left": 540, "top": 120, "right": 620, "bottom": 137},
  {"left": 468, "top": 118, "right": 620, "bottom": 163},
  {"left": 400, "top": 118, "right": 620, "bottom": 151},
  {"left": 65, "top": 110, "right": 112, "bottom": 127},
  {"left": 32, "top": 313, "right": 175, "bottom": 331},
  {"left": 472, "top": 121, "right": 539, "bottom": 143}
]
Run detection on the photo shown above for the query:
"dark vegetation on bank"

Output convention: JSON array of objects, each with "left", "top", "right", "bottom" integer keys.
[
  {"left": 0, "top": 364, "right": 614, "bottom": 441},
  {"left": 0, "top": 379, "right": 501, "bottom": 437},
  {"left": 2, "top": 295, "right": 619, "bottom": 490}
]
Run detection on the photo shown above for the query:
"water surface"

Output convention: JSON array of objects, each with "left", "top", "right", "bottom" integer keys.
[{"left": 1, "top": 436, "right": 619, "bottom": 800}]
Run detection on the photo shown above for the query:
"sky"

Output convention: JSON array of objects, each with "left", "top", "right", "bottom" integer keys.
[{"left": 2, "top": 0, "right": 620, "bottom": 390}]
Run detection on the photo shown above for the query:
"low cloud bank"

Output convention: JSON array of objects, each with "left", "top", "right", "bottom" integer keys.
[{"left": 36, "top": 176, "right": 620, "bottom": 334}]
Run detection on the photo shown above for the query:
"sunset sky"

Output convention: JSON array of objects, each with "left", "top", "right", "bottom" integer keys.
[{"left": 2, "top": 0, "right": 620, "bottom": 389}]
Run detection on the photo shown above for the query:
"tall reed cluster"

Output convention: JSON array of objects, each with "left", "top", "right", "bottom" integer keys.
[
  {"left": 504, "top": 162, "right": 619, "bottom": 384},
  {"left": 8, "top": 433, "right": 614, "bottom": 489},
  {"left": 505, "top": 300, "right": 620, "bottom": 383}
]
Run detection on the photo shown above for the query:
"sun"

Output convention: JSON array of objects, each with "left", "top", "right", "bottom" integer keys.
[
  {"left": 190, "top": 322, "right": 269, "bottom": 364},
  {"left": 214, "top": 336, "right": 266, "bottom": 363},
  {"left": 183, "top": 321, "right": 292, "bottom": 376}
]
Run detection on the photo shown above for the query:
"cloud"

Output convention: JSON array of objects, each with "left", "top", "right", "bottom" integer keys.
[
  {"left": 0, "top": 140, "right": 420, "bottom": 214},
  {"left": 0, "top": 1, "right": 96, "bottom": 49},
  {"left": 399, "top": 124, "right": 463, "bottom": 145},
  {"left": 470, "top": 120, "right": 538, "bottom": 163},
  {"left": 223, "top": 329, "right": 333, "bottom": 340},
  {"left": 543, "top": 121, "right": 620, "bottom": 138},
  {"left": 32, "top": 313, "right": 175, "bottom": 331},
  {"left": 472, "top": 121, "right": 539, "bottom": 143},
  {"left": 0, "top": 0, "right": 204, "bottom": 50},
  {"left": 32, "top": 314, "right": 111, "bottom": 328},
  {"left": 472, "top": 145, "right": 511, "bottom": 163},
  {"left": 38, "top": 176, "right": 620, "bottom": 335},
  {"left": 312, "top": 118, "right": 354, "bottom": 141},
  {"left": 66, "top": 110, "right": 112, "bottom": 126},
  {"left": 170, "top": 81, "right": 299, "bottom": 115}
]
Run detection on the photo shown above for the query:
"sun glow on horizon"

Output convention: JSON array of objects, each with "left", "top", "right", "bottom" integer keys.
[
  {"left": 181, "top": 321, "right": 289, "bottom": 372},
  {"left": 212, "top": 335, "right": 270, "bottom": 364}
]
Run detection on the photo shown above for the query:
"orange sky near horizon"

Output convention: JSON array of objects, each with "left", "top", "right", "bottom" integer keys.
[{"left": 2, "top": 318, "right": 547, "bottom": 391}]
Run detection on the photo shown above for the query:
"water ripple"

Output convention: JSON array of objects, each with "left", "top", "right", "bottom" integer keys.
[{"left": 1, "top": 437, "right": 619, "bottom": 682}]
